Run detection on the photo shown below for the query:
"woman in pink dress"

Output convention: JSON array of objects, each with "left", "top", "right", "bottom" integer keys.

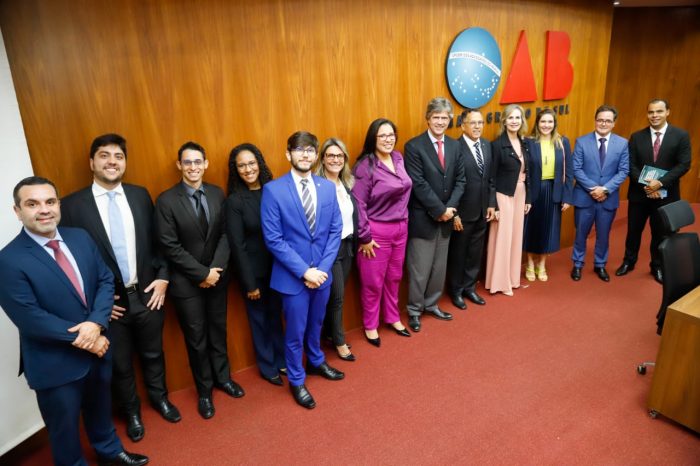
[{"left": 485, "top": 104, "right": 531, "bottom": 296}]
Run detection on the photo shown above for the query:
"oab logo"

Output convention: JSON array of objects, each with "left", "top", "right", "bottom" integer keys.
[{"left": 446, "top": 27, "right": 502, "bottom": 108}]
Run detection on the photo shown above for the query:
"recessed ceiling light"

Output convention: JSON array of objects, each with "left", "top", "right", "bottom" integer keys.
[{"left": 613, "top": 1, "right": 621, "bottom": 5}]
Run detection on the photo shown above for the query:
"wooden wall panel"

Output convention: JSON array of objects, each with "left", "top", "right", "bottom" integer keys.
[
  {"left": 0, "top": 0, "right": 613, "bottom": 391},
  {"left": 605, "top": 7, "right": 700, "bottom": 202}
]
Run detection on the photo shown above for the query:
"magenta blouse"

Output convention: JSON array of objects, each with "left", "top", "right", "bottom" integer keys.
[{"left": 351, "top": 150, "right": 412, "bottom": 244}]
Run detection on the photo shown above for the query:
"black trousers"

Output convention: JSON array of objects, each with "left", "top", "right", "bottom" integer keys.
[
  {"left": 110, "top": 290, "right": 168, "bottom": 414},
  {"left": 623, "top": 198, "right": 673, "bottom": 270},
  {"left": 323, "top": 237, "right": 353, "bottom": 346},
  {"left": 172, "top": 285, "right": 231, "bottom": 397},
  {"left": 447, "top": 216, "right": 488, "bottom": 295}
]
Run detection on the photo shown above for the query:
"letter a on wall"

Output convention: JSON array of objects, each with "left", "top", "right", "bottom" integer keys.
[
  {"left": 543, "top": 31, "right": 574, "bottom": 100},
  {"left": 499, "top": 31, "right": 537, "bottom": 104}
]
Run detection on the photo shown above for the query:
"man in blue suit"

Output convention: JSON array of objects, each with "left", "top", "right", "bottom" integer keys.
[
  {"left": 261, "top": 131, "right": 344, "bottom": 409},
  {"left": 571, "top": 105, "right": 630, "bottom": 282},
  {"left": 0, "top": 177, "right": 147, "bottom": 466}
]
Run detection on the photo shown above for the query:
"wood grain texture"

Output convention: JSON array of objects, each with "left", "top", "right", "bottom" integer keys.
[
  {"left": 0, "top": 0, "right": 613, "bottom": 391},
  {"left": 605, "top": 6, "right": 700, "bottom": 202}
]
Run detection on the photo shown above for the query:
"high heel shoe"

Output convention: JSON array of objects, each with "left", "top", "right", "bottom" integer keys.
[
  {"left": 390, "top": 325, "right": 411, "bottom": 337},
  {"left": 364, "top": 332, "right": 381, "bottom": 347},
  {"left": 525, "top": 266, "right": 536, "bottom": 282},
  {"left": 336, "top": 345, "right": 356, "bottom": 362}
]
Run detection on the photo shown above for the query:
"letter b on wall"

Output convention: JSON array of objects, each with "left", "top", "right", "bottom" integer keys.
[{"left": 543, "top": 31, "right": 574, "bottom": 100}]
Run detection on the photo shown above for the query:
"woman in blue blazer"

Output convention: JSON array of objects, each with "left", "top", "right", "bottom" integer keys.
[{"left": 523, "top": 108, "right": 573, "bottom": 281}]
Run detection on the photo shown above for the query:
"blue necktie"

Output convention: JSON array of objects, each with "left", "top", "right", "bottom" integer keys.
[
  {"left": 107, "top": 191, "right": 130, "bottom": 283},
  {"left": 599, "top": 138, "right": 606, "bottom": 167}
]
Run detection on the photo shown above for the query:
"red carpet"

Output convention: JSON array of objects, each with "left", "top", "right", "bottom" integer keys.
[{"left": 5, "top": 202, "right": 700, "bottom": 465}]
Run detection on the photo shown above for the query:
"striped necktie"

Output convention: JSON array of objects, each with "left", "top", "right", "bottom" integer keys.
[{"left": 301, "top": 178, "right": 316, "bottom": 234}]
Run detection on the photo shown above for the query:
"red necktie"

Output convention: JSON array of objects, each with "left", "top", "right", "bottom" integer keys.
[
  {"left": 46, "top": 239, "right": 86, "bottom": 305},
  {"left": 653, "top": 132, "right": 661, "bottom": 162},
  {"left": 436, "top": 140, "right": 445, "bottom": 169}
]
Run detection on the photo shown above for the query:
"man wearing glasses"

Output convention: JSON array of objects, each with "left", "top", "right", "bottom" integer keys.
[
  {"left": 261, "top": 131, "right": 344, "bottom": 409},
  {"left": 447, "top": 108, "right": 495, "bottom": 309},
  {"left": 570, "top": 105, "right": 629, "bottom": 282},
  {"left": 155, "top": 141, "right": 244, "bottom": 419}
]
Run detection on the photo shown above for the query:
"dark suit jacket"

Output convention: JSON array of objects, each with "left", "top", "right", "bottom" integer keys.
[
  {"left": 572, "top": 132, "right": 629, "bottom": 210},
  {"left": 155, "top": 182, "right": 230, "bottom": 298},
  {"left": 260, "top": 173, "right": 342, "bottom": 295},
  {"left": 0, "top": 227, "right": 114, "bottom": 390},
  {"left": 404, "top": 131, "right": 466, "bottom": 239},
  {"left": 60, "top": 183, "right": 168, "bottom": 309},
  {"left": 525, "top": 136, "right": 574, "bottom": 205},
  {"left": 627, "top": 125, "right": 691, "bottom": 202},
  {"left": 225, "top": 189, "right": 271, "bottom": 293},
  {"left": 457, "top": 135, "right": 494, "bottom": 221},
  {"left": 491, "top": 132, "right": 531, "bottom": 207}
]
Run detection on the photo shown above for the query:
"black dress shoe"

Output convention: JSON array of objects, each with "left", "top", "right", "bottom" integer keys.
[
  {"left": 152, "top": 398, "right": 181, "bottom": 423},
  {"left": 279, "top": 368, "right": 287, "bottom": 377},
  {"left": 426, "top": 308, "right": 453, "bottom": 321},
  {"left": 652, "top": 268, "right": 663, "bottom": 284},
  {"left": 594, "top": 267, "right": 610, "bottom": 282},
  {"left": 364, "top": 332, "right": 381, "bottom": 347},
  {"left": 306, "top": 361, "right": 345, "bottom": 380},
  {"left": 197, "top": 397, "right": 215, "bottom": 419},
  {"left": 464, "top": 290, "right": 486, "bottom": 305},
  {"left": 450, "top": 294, "right": 467, "bottom": 310},
  {"left": 263, "top": 374, "right": 284, "bottom": 385},
  {"left": 571, "top": 267, "right": 582, "bottom": 281},
  {"left": 125, "top": 413, "right": 144, "bottom": 442},
  {"left": 390, "top": 325, "right": 411, "bottom": 337},
  {"left": 290, "top": 384, "right": 316, "bottom": 409},
  {"left": 408, "top": 316, "right": 421, "bottom": 332},
  {"left": 218, "top": 379, "right": 245, "bottom": 398},
  {"left": 615, "top": 263, "right": 634, "bottom": 276},
  {"left": 97, "top": 450, "right": 149, "bottom": 466}
]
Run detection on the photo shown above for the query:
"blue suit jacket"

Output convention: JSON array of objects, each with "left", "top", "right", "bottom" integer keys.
[
  {"left": 526, "top": 136, "right": 574, "bottom": 205},
  {"left": 261, "top": 173, "right": 342, "bottom": 295},
  {"left": 572, "top": 132, "right": 629, "bottom": 210},
  {"left": 0, "top": 227, "right": 114, "bottom": 390}
]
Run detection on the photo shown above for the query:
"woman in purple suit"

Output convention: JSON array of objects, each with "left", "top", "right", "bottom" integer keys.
[{"left": 352, "top": 119, "right": 412, "bottom": 347}]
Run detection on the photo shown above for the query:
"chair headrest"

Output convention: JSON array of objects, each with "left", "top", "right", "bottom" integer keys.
[{"left": 657, "top": 200, "right": 695, "bottom": 232}]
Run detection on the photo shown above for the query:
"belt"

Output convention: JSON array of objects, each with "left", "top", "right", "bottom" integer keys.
[{"left": 124, "top": 284, "right": 139, "bottom": 294}]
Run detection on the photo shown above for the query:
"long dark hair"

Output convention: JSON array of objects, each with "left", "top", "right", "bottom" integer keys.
[
  {"left": 354, "top": 118, "right": 397, "bottom": 172},
  {"left": 226, "top": 143, "right": 273, "bottom": 195}
]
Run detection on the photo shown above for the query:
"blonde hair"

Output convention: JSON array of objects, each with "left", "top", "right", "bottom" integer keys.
[
  {"left": 498, "top": 104, "right": 528, "bottom": 137},
  {"left": 530, "top": 108, "right": 563, "bottom": 150},
  {"left": 313, "top": 138, "right": 355, "bottom": 189}
]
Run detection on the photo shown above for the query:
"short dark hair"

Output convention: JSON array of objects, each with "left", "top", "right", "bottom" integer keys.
[
  {"left": 90, "top": 133, "right": 127, "bottom": 159},
  {"left": 286, "top": 131, "right": 318, "bottom": 152},
  {"left": 595, "top": 105, "right": 618, "bottom": 121},
  {"left": 226, "top": 143, "right": 273, "bottom": 194},
  {"left": 457, "top": 107, "right": 481, "bottom": 126},
  {"left": 648, "top": 98, "right": 670, "bottom": 110},
  {"left": 13, "top": 176, "right": 58, "bottom": 206},
  {"left": 178, "top": 141, "right": 206, "bottom": 161}
]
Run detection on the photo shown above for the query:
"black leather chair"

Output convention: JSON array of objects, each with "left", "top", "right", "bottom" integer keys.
[{"left": 637, "top": 200, "right": 700, "bottom": 375}]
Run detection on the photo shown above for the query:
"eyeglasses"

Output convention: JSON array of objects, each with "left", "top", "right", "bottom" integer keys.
[
  {"left": 181, "top": 159, "right": 204, "bottom": 167},
  {"left": 467, "top": 121, "right": 484, "bottom": 127},
  {"left": 236, "top": 161, "right": 258, "bottom": 170},
  {"left": 291, "top": 147, "right": 317, "bottom": 156},
  {"left": 595, "top": 119, "right": 614, "bottom": 125},
  {"left": 324, "top": 153, "right": 345, "bottom": 160},
  {"left": 377, "top": 134, "right": 396, "bottom": 141}
]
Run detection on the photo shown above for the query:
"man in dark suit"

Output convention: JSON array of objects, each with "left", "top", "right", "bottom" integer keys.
[
  {"left": 261, "top": 131, "right": 344, "bottom": 409},
  {"left": 61, "top": 134, "right": 180, "bottom": 442},
  {"left": 155, "top": 141, "right": 243, "bottom": 420},
  {"left": 447, "top": 108, "right": 495, "bottom": 309},
  {"left": 571, "top": 105, "right": 629, "bottom": 282},
  {"left": 404, "top": 97, "right": 466, "bottom": 332},
  {"left": 0, "top": 176, "right": 147, "bottom": 466},
  {"left": 615, "top": 99, "right": 691, "bottom": 283}
]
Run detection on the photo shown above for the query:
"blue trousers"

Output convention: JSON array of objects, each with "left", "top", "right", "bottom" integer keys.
[
  {"left": 572, "top": 203, "right": 617, "bottom": 268},
  {"left": 35, "top": 357, "right": 123, "bottom": 466},
  {"left": 280, "top": 285, "right": 331, "bottom": 386}
]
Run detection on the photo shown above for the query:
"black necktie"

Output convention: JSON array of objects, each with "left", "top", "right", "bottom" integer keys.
[
  {"left": 598, "top": 138, "right": 606, "bottom": 167},
  {"left": 193, "top": 190, "right": 209, "bottom": 234},
  {"left": 474, "top": 142, "right": 484, "bottom": 176}
]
